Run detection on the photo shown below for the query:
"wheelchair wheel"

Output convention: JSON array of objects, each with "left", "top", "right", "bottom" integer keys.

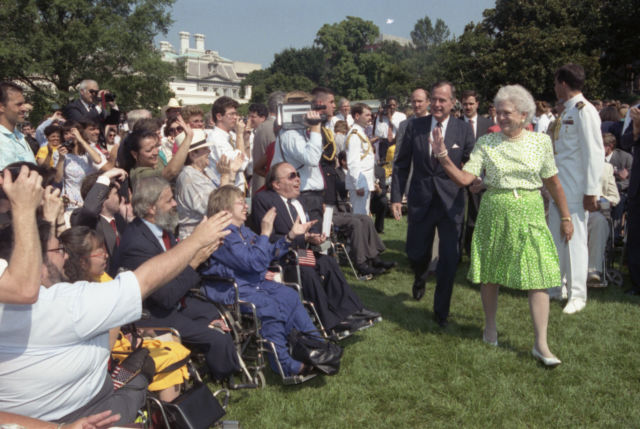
[
  {"left": 607, "top": 270, "right": 623, "bottom": 287},
  {"left": 254, "top": 371, "right": 266, "bottom": 389}
]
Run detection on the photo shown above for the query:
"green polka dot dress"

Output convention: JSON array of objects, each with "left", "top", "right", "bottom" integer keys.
[{"left": 463, "top": 130, "right": 561, "bottom": 290}]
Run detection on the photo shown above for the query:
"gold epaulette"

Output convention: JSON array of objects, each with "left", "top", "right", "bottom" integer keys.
[
  {"left": 346, "top": 129, "right": 372, "bottom": 160},
  {"left": 321, "top": 127, "right": 336, "bottom": 161},
  {"left": 576, "top": 101, "right": 585, "bottom": 110}
]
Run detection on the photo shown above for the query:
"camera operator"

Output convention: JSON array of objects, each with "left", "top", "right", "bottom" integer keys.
[
  {"left": 62, "top": 79, "right": 120, "bottom": 142},
  {"left": 374, "top": 96, "right": 406, "bottom": 164},
  {"left": 271, "top": 91, "right": 325, "bottom": 231}
]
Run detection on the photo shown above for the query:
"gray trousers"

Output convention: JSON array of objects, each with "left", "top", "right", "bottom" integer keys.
[{"left": 333, "top": 212, "right": 386, "bottom": 265}]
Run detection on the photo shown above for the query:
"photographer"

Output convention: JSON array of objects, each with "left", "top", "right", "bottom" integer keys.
[
  {"left": 271, "top": 91, "right": 325, "bottom": 230},
  {"left": 62, "top": 79, "right": 120, "bottom": 142},
  {"left": 374, "top": 96, "right": 406, "bottom": 164}
]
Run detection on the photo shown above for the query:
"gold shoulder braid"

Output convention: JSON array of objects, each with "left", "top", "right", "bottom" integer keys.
[
  {"left": 576, "top": 101, "right": 585, "bottom": 110},
  {"left": 321, "top": 127, "right": 336, "bottom": 161},
  {"left": 346, "top": 129, "right": 372, "bottom": 160}
]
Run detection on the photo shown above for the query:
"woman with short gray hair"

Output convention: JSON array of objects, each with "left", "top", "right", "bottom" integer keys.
[{"left": 430, "top": 84, "right": 572, "bottom": 366}]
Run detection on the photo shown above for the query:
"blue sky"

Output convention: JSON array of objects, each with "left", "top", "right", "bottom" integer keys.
[{"left": 158, "top": 0, "right": 496, "bottom": 67}]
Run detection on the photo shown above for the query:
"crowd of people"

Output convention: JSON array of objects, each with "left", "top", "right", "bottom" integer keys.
[{"left": 0, "top": 60, "right": 638, "bottom": 426}]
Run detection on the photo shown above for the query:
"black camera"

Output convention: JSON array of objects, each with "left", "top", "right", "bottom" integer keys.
[
  {"left": 61, "top": 140, "right": 75, "bottom": 151},
  {"left": 103, "top": 92, "right": 116, "bottom": 103}
]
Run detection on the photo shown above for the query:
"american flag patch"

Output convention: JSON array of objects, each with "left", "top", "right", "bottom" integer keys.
[
  {"left": 298, "top": 249, "right": 316, "bottom": 267},
  {"left": 110, "top": 365, "right": 136, "bottom": 390}
]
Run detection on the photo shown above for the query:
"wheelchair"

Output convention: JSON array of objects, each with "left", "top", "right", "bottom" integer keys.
[
  {"left": 199, "top": 272, "right": 321, "bottom": 386},
  {"left": 588, "top": 207, "right": 624, "bottom": 288}
]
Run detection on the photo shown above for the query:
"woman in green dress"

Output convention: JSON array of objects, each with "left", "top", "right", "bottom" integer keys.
[{"left": 430, "top": 84, "right": 573, "bottom": 366}]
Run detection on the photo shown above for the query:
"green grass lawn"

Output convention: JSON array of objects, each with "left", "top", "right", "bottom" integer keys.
[{"left": 220, "top": 218, "right": 640, "bottom": 428}]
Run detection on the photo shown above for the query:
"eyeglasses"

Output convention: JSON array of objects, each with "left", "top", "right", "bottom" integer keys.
[
  {"left": 279, "top": 171, "right": 300, "bottom": 181},
  {"left": 90, "top": 248, "right": 108, "bottom": 258},
  {"left": 47, "top": 247, "right": 65, "bottom": 255},
  {"left": 167, "top": 126, "right": 183, "bottom": 135}
]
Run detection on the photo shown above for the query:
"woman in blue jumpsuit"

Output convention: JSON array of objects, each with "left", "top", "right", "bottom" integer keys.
[{"left": 201, "top": 185, "right": 318, "bottom": 376}]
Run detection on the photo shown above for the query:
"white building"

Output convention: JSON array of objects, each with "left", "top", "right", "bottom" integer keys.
[{"left": 159, "top": 32, "right": 261, "bottom": 105}]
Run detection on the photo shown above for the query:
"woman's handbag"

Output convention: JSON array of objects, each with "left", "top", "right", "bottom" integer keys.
[
  {"left": 288, "top": 329, "right": 343, "bottom": 375},
  {"left": 162, "top": 383, "right": 227, "bottom": 429}
]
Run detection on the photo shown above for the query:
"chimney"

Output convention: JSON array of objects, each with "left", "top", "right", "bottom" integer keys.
[
  {"left": 159, "top": 41, "right": 173, "bottom": 53},
  {"left": 194, "top": 33, "right": 205, "bottom": 52},
  {"left": 179, "top": 31, "right": 190, "bottom": 55}
]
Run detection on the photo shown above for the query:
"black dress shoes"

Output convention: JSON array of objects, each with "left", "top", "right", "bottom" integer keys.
[
  {"left": 349, "top": 308, "right": 382, "bottom": 322},
  {"left": 433, "top": 315, "right": 448, "bottom": 328},
  {"left": 371, "top": 258, "right": 398, "bottom": 271},
  {"left": 412, "top": 279, "right": 426, "bottom": 301},
  {"left": 356, "top": 263, "right": 385, "bottom": 277}
]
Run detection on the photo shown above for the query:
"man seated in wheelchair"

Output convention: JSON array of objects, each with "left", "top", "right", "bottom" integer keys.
[
  {"left": 201, "top": 185, "right": 338, "bottom": 376},
  {"left": 587, "top": 162, "right": 620, "bottom": 284}
]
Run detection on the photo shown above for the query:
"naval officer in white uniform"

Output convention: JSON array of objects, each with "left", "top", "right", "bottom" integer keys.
[
  {"left": 549, "top": 63, "right": 604, "bottom": 314},
  {"left": 345, "top": 103, "right": 376, "bottom": 215}
]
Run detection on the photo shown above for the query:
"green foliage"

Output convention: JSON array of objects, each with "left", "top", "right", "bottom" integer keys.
[
  {"left": 411, "top": 16, "right": 451, "bottom": 50},
  {"left": 0, "top": 0, "right": 178, "bottom": 121}
]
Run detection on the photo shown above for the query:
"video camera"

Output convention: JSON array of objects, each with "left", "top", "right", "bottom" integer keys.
[{"left": 276, "top": 103, "right": 327, "bottom": 131}]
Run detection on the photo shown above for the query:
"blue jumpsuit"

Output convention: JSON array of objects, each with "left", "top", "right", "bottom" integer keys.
[{"left": 201, "top": 224, "right": 317, "bottom": 376}]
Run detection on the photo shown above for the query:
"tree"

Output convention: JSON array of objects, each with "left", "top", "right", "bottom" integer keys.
[
  {"left": 411, "top": 17, "right": 451, "bottom": 50},
  {"left": 0, "top": 0, "right": 178, "bottom": 120}
]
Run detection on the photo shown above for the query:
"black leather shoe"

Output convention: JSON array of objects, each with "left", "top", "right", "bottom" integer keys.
[
  {"left": 412, "top": 279, "right": 426, "bottom": 301},
  {"left": 372, "top": 258, "right": 398, "bottom": 270},
  {"left": 350, "top": 308, "right": 381, "bottom": 321},
  {"left": 433, "top": 315, "right": 448, "bottom": 328},
  {"left": 356, "top": 263, "right": 385, "bottom": 276}
]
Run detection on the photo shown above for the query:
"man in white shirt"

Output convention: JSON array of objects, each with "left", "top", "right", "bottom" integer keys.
[
  {"left": 0, "top": 208, "right": 232, "bottom": 425},
  {"left": 334, "top": 98, "right": 354, "bottom": 128},
  {"left": 549, "top": 63, "right": 605, "bottom": 314},
  {"left": 345, "top": 103, "right": 375, "bottom": 215},
  {"left": 208, "top": 96, "right": 248, "bottom": 189},
  {"left": 374, "top": 96, "right": 406, "bottom": 163}
]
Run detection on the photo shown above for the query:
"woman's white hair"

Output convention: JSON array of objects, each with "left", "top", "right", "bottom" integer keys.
[{"left": 493, "top": 84, "right": 536, "bottom": 126}]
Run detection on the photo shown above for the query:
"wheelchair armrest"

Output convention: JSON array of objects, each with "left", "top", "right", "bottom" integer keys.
[{"left": 200, "top": 274, "right": 236, "bottom": 284}]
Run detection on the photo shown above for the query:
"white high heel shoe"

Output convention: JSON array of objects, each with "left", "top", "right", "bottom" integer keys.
[
  {"left": 532, "top": 347, "right": 561, "bottom": 367},
  {"left": 482, "top": 332, "right": 498, "bottom": 347}
]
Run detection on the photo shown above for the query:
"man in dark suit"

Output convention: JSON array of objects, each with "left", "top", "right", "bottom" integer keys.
[
  {"left": 111, "top": 176, "right": 240, "bottom": 380},
  {"left": 252, "top": 162, "right": 381, "bottom": 335},
  {"left": 391, "top": 81, "right": 475, "bottom": 327},
  {"left": 70, "top": 169, "right": 128, "bottom": 272},
  {"left": 461, "top": 90, "right": 493, "bottom": 256},
  {"left": 621, "top": 106, "right": 640, "bottom": 295},
  {"left": 62, "top": 79, "right": 120, "bottom": 133}
]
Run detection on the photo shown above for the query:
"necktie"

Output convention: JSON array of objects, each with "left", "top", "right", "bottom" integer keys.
[
  {"left": 287, "top": 199, "right": 298, "bottom": 223},
  {"left": 162, "top": 231, "right": 172, "bottom": 251},
  {"left": 431, "top": 122, "right": 442, "bottom": 169},
  {"left": 110, "top": 219, "right": 120, "bottom": 246},
  {"left": 469, "top": 119, "right": 475, "bottom": 139}
]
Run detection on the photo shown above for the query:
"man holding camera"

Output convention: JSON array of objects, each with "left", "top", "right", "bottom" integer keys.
[
  {"left": 375, "top": 96, "right": 406, "bottom": 164},
  {"left": 62, "top": 79, "right": 120, "bottom": 130}
]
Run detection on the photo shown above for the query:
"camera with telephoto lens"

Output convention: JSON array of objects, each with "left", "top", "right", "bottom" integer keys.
[{"left": 276, "top": 103, "right": 327, "bottom": 130}]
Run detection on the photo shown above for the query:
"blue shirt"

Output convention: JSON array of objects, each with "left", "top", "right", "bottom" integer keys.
[
  {"left": 0, "top": 125, "right": 36, "bottom": 170},
  {"left": 272, "top": 129, "right": 324, "bottom": 191}
]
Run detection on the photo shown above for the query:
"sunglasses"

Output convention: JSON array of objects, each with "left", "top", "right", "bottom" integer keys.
[
  {"left": 281, "top": 171, "right": 300, "bottom": 180},
  {"left": 88, "top": 89, "right": 99, "bottom": 95},
  {"left": 167, "top": 126, "right": 183, "bottom": 135}
]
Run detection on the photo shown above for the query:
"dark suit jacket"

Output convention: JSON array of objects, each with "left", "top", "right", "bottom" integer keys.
[
  {"left": 62, "top": 98, "right": 120, "bottom": 126},
  {"left": 466, "top": 116, "right": 493, "bottom": 141},
  {"left": 608, "top": 148, "right": 633, "bottom": 191},
  {"left": 70, "top": 182, "right": 127, "bottom": 263},
  {"left": 621, "top": 127, "right": 640, "bottom": 199},
  {"left": 391, "top": 115, "right": 475, "bottom": 223},
  {"left": 251, "top": 189, "right": 306, "bottom": 249},
  {"left": 110, "top": 217, "right": 200, "bottom": 313}
]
